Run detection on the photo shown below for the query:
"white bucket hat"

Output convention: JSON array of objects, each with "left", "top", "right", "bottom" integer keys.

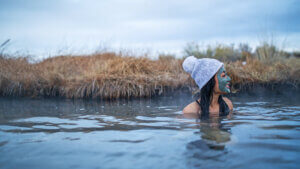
[{"left": 182, "top": 56, "right": 223, "bottom": 89}]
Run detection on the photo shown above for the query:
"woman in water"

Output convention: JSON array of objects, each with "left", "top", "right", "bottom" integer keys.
[{"left": 182, "top": 56, "right": 233, "bottom": 118}]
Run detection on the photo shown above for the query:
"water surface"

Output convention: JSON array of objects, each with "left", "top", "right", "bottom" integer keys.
[{"left": 0, "top": 91, "right": 299, "bottom": 169}]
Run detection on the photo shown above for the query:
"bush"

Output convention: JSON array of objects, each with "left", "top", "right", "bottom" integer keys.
[
  {"left": 183, "top": 42, "right": 242, "bottom": 61},
  {"left": 255, "top": 42, "right": 289, "bottom": 62},
  {"left": 183, "top": 42, "right": 206, "bottom": 58}
]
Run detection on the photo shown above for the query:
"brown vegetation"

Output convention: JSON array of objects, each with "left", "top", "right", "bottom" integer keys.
[
  {"left": 0, "top": 53, "right": 190, "bottom": 99},
  {"left": 0, "top": 45, "right": 299, "bottom": 99},
  {"left": 226, "top": 57, "right": 299, "bottom": 90}
]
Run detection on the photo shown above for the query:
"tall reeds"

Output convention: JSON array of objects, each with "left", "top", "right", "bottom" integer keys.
[
  {"left": 0, "top": 52, "right": 191, "bottom": 99},
  {"left": 0, "top": 43, "right": 299, "bottom": 99}
]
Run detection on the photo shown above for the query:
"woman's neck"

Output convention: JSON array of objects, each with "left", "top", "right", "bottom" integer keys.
[{"left": 211, "top": 92, "right": 220, "bottom": 107}]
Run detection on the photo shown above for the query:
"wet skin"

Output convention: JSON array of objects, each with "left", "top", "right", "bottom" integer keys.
[{"left": 217, "top": 66, "right": 231, "bottom": 93}]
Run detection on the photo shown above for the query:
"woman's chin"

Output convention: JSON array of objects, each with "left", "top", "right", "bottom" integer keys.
[
  {"left": 215, "top": 91, "right": 229, "bottom": 95},
  {"left": 222, "top": 89, "right": 230, "bottom": 94}
]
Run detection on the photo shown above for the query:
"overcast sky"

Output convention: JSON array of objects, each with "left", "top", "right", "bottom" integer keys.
[{"left": 0, "top": 0, "right": 299, "bottom": 58}]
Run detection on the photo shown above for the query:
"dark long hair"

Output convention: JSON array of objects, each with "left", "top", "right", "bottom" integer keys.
[{"left": 199, "top": 75, "right": 230, "bottom": 118}]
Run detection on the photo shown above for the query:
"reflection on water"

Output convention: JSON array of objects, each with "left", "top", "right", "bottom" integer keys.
[
  {"left": 185, "top": 115, "right": 232, "bottom": 168},
  {"left": 0, "top": 91, "right": 299, "bottom": 169}
]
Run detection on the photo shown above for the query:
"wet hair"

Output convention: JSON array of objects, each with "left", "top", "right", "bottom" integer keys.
[{"left": 198, "top": 75, "right": 230, "bottom": 118}]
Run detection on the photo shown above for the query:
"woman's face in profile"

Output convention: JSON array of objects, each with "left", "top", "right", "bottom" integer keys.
[{"left": 214, "top": 66, "right": 231, "bottom": 94}]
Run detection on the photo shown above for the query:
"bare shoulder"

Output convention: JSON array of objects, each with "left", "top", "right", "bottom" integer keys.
[
  {"left": 223, "top": 97, "right": 233, "bottom": 110},
  {"left": 182, "top": 101, "right": 200, "bottom": 114}
]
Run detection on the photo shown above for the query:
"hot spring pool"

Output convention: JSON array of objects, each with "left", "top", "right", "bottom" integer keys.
[{"left": 0, "top": 90, "right": 299, "bottom": 169}]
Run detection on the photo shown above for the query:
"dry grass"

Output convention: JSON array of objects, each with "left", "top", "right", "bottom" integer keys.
[
  {"left": 226, "top": 57, "right": 300, "bottom": 90},
  {"left": 0, "top": 51, "right": 299, "bottom": 99},
  {"left": 0, "top": 53, "right": 190, "bottom": 99}
]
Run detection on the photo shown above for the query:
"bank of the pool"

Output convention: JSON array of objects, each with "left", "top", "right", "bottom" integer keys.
[{"left": 0, "top": 52, "right": 299, "bottom": 99}]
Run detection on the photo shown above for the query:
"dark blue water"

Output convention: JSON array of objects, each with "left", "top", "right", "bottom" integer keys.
[{"left": 0, "top": 91, "right": 299, "bottom": 169}]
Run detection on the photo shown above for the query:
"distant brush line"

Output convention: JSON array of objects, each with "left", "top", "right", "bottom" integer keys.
[{"left": 0, "top": 49, "right": 299, "bottom": 99}]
